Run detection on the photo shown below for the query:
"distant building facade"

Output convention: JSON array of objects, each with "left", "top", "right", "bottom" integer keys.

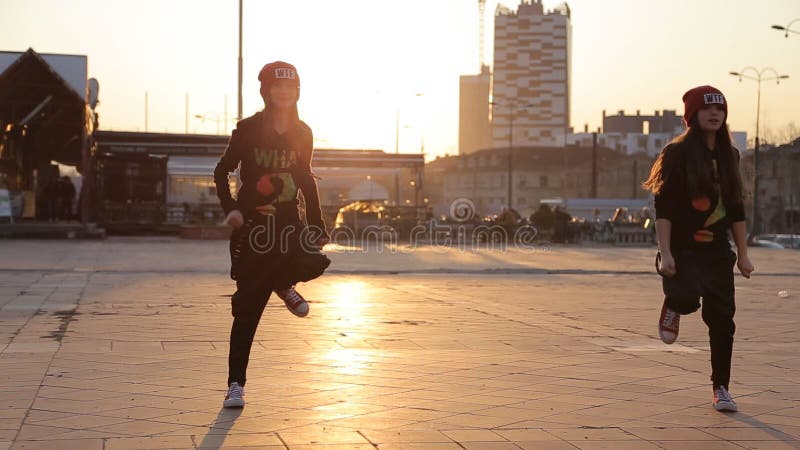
[
  {"left": 568, "top": 109, "right": 747, "bottom": 157},
  {"left": 603, "top": 109, "right": 683, "bottom": 135},
  {"left": 740, "top": 139, "right": 800, "bottom": 234},
  {"left": 491, "top": 0, "right": 571, "bottom": 148},
  {"left": 424, "top": 145, "right": 653, "bottom": 219},
  {"left": 458, "top": 65, "right": 492, "bottom": 155},
  {"left": 567, "top": 131, "right": 675, "bottom": 157}
]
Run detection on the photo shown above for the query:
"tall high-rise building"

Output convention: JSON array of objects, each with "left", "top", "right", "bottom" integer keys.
[
  {"left": 458, "top": 65, "right": 492, "bottom": 155},
  {"left": 492, "top": 0, "right": 571, "bottom": 148}
]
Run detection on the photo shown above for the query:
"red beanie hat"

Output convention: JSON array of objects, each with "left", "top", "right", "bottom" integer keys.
[
  {"left": 258, "top": 61, "right": 300, "bottom": 100},
  {"left": 682, "top": 85, "right": 727, "bottom": 127}
]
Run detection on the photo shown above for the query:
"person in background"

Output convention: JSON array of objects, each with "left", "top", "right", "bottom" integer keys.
[
  {"left": 58, "top": 176, "right": 75, "bottom": 220},
  {"left": 553, "top": 205, "right": 571, "bottom": 243}
]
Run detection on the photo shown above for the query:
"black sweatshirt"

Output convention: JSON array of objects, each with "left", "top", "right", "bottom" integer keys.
[
  {"left": 213, "top": 111, "right": 326, "bottom": 231},
  {"left": 654, "top": 142, "right": 745, "bottom": 251}
]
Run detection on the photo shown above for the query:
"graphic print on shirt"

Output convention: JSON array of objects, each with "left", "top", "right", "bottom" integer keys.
[
  {"left": 692, "top": 160, "right": 727, "bottom": 243},
  {"left": 252, "top": 146, "right": 298, "bottom": 215}
]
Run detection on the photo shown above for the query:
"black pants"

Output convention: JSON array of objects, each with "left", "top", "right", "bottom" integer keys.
[
  {"left": 226, "top": 212, "right": 330, "bottom": 387},
  {"left": 661, "top": 245, "right": 737, "bottom": 388},
  {"left": 227, "top": 214, "right": 291, "bottom": 387},
  {"left": 228, "top": 285, "right": 271, "bottom": 387}
]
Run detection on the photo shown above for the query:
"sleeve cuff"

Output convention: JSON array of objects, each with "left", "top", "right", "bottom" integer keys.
[
  {"left": 221, "top": 200, "right": 238, "bottom": 216},
  {"left": 728, "top": 203, "right": 746, "bottom": 222}
]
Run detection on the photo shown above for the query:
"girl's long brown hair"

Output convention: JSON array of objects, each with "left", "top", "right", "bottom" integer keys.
[{"left": 642, "top": 117, "right": 743, "bottom": 205}]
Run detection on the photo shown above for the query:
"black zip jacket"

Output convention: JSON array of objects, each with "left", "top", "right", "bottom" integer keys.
[
  {"left": 653, "top": 142, "right": 745, "bottom": 251},
  {"left": 213, "top": 110, "right": 325, "bottom": 231}
]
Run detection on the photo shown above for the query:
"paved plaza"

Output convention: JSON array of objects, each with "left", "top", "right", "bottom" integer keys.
[{"left": 1, "top": 238, "right": 799, "bottom": 449}]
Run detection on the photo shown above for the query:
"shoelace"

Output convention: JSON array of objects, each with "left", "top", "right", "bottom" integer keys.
[
  {"left": 227, "top": 384, "right": 243, "bottom": 399},
  {"left": 662, "top": 309, "right": 678, "bottom": 327},
  {"left": 715, "top": 387, "right": 731, "bottom": 402},
  {"left": 281, "top": 289, "right": 303, "bottom": 306}
]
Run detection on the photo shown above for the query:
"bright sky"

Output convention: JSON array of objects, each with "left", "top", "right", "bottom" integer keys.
[{"left": 2, "top": 0, "right": 799, "bottom": 159}]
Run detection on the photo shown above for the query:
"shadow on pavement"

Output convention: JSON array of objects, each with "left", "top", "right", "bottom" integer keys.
[
  {"left": 726, "top": 412, "right": 800, "bottom": 448},
  {"left": 195, "top": 407, "right": 243, "bottom": 449}
]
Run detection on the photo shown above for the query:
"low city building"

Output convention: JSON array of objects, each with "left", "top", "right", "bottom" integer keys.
[
  {"left": 92, "top": 131, "right": 424, "bottom": 230},
  {"left": 424, "top": 146, "right": 654, "bottom": 219},
  {"left": 740, "top": 139, "right": 800, "bottom": 235}
]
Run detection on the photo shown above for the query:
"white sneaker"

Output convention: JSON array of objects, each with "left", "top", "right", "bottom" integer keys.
[
  {"left": 276, "top": 286, "right": 309, "bottom": 317},
  {"left": 223, "top": 382, "right": 244, "bottom": 408},
  {"left": 713, "top": 386, "right": 738, "bottom": 412}
]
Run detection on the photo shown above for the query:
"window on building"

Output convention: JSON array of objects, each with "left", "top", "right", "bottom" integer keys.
[
  {"left": 168, "top": 175, "right": 221, "bottom": 205},
  {"left": 540, "top": 175, "right": 549, "bottom": 188}
]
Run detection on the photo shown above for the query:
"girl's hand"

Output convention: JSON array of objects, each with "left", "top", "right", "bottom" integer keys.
[
  {"left": 224, "top": 210, "right": 244, "bottom": 229},
  {"left": 659, "top": 252, "right": 677, "bottom": 277},
  {"left": 737, "top": 254, "right": 754, "bottom": 279},
  {"left": 314, "top": 236, "right": 330, "bottom": 249}
]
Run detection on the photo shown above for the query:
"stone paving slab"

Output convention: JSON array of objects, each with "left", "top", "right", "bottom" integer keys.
[
  {"left": 0, "top": 239, "right": 798, "bottom": 449},
  {"left": 2, "top": 237, "right": 798, "bottom": 276}
]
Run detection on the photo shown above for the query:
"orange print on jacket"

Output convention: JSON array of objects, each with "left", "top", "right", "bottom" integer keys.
[
  {"left": 256, "top": 175, "right": 276, "bottom": 196},
  {"left": 691, "top": 196, "right": 711, "bottom": 212}
]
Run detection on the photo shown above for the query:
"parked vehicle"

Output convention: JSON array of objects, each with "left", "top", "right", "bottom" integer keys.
[{"left": 752, "top": 234, "right": 800, "bottom": 249}]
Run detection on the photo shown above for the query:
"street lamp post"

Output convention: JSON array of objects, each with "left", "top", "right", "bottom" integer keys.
[
  {"left": 772, "top": 19, "right": 800, "bottom": 38},
  {"left": 729, "top": 67, "right": 790, "bottom": 236},
  {"left": 237, "top": 0, "right": 243, "bottom": 121},
  {"left": 394, "top": 93, "right": 425, "bottom": 154},
  {"left": 195, "top": 112, "right": 234, "bottom": 135},
  {"left": 490, "top": 101, "right": 532, "bottom": 209},
  {"left": 394, "top": 93, "right": 424, "bottom": 206}
]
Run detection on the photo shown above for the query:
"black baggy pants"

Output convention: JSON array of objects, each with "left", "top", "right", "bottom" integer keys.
[
  {"left": 661, "top": 245, "right": 737, "bottom": 388},
  {"left": 226, "top": 214, "right": 294, "bottom": 387},
  {"left": 226, "top": 213, "right": 330, "bottom": 387}
]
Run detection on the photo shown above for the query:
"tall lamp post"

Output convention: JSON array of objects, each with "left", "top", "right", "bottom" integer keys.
[
  {"left": 237, "top": 0, "right": 243, "bottom": 121},
  {"left": 195, "top": 112, "right": 235, "bottom": 135},
  {"left": 772, "top": 19, "right": 800, "bottom": 38},
  {"left": 490, "top": 101, "right": 532, "bottom": 209},
  {"left": 394, "top": 93, "right": 424, "bottom": 206},
  {"left": 729, "top": 67, "right": 789, "bottom": 236}
]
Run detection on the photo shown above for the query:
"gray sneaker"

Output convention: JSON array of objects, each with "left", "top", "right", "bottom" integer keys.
[
  {"left": 713, "top": 386, "right": 738, "bottom": 412},
  {"left": 223, "top": 382, "right": 244, "bottom": 408}
]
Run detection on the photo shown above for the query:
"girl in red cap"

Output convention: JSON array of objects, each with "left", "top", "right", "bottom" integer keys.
[
  {"left": 214, "top": 61, "right": 330, "bottom": 408},
  {"left": 643, "top": 85, "right": 754, "bottom": 412}
]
